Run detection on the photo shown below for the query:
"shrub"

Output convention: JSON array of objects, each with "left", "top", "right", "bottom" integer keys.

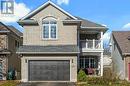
[{"left": 77, "top": 69, "right": 87, "bottom": 82}]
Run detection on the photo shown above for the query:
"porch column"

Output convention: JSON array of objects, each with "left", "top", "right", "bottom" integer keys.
[
  {"left": 93, "top": 39, "right": 95, "bottom": 49},
  {"left": 100, "top": 31, "right": 103, "bottom": 49},
  {"left": 100, "top": 52, "right": 103, "bottom": 76},
  {"left": 86, "top": 39, "right": 88, "bottom": 48}
]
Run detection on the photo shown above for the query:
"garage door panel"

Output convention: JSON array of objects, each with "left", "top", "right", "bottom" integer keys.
[{"left": 28, "top": 60, "right": 70, "bottom": 81}]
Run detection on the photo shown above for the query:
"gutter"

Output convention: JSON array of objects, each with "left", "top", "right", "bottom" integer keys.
[
  {"left": 16, "top": 52, "right": 80, "bottom": 54},
  {"left": 80, "top": 26, "right": 108, "bottom": 33},
  {"left": 123, "top": 53, "right": 130, "bottom": 56},
  {"left": 81, "top": 26, "right": 107, "bottom": 29},
  {"left": 0, "top": 52, "right": 11, "bottom": 54},
  {"left": 17, "top": 20, "right": 38, "bottom": 25},
  {"left": 0, "top": 31, "right": 10, "bottom": 33}
]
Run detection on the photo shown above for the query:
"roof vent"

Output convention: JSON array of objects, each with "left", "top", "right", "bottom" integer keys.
[{"left": 127, "top": 36, "right": 130, "bottom": 40}]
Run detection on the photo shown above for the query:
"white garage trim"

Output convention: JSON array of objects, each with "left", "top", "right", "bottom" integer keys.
[
  {"left": 21, "top": 56, "right": 77, "bottom": 82},
  {"left": 27, "top": 59, "right": 72, "bottom": 82},
  {"left": 28, "top": 60, "right": 71, "bottom": 81}
]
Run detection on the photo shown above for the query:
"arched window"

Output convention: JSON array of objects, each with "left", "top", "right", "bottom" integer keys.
[{"left": 42, "top": 18, "right": 57, "bottom": 39}]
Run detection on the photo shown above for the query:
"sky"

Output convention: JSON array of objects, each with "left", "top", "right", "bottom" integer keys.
[{"left": 0, "top": 0, "right": 130, "bottom": 45}]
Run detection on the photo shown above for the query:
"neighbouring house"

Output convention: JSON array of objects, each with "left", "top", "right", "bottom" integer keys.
[
  {"left": 0, "top": 22, "right": 22, "bottom": 80},
  {"left": 110, "top": 31, "right": 130, "bottom": 81},
  {"left": 103, "top": 48, "right": 112, "bottom": 67},
  {"left": 17, "top": 1, "right": 107, "bottom": 82}
]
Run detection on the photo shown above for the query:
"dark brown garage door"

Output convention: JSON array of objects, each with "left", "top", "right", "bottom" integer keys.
[{"left": 28, "top": 60, "right": 70, "bottom": 81}]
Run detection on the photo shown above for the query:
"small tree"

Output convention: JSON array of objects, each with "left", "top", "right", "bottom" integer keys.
[{"left": 77, "top": 69, "right": 86, "bottom": 82}]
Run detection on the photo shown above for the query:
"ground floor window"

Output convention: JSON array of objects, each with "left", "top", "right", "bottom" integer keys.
[{"left": 80, "top": 56, "right": 98, "bottom": 69}]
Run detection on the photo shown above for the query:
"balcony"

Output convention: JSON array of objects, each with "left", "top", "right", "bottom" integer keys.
[{"left": 80, "top": 39, "right": 103, "bottom": 52}]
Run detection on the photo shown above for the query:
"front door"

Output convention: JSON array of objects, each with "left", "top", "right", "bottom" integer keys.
[{"left": 129, "top": 63, "right": 130, "bottom": 80}]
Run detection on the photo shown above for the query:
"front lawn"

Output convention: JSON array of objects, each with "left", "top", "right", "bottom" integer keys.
[{"left": 0, "top": 80, "right": 20, "bottom": 86}]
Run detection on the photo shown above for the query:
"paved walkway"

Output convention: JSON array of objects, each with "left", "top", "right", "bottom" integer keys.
[{"left": 17, "top": 82, "right": 76, "bottom": 86}]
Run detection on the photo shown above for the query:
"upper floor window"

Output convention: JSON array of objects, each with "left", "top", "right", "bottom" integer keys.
[{"left": 42, "top": 19, "right": 57, "bottom": 39}]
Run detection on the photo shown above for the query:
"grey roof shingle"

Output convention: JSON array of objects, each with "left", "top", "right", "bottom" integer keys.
[
  {"left": 112, "top": 31, "right": 130, "bottom": 55},
  {"left": 76, "top": 17, "right": 106, "bottom": 28},
  {"left": 17, "top": 45, "right": 79, "bottom": 54}
]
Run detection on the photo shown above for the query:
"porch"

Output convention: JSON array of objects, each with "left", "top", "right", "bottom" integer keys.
[
  {"left": 80, "top": 40, "right": 101, "bottom": 50},
  {"left": 79, "top": 29, "right": 103, "bottom": 52},
  {"left": 79, "top": 56, "right": 102, "bottom": 76}
]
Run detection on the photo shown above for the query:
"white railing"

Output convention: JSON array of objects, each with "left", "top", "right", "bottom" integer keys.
[{"left": 80, "top": 40, "right": 102, "bottom": 49}]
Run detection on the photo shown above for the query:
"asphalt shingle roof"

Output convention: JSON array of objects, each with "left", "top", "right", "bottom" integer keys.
[
  {"left": 17, "top": 45, "right": 79, "bottom": 54},
  {"left": 76, "top": 17, "right": 106, "bottom": 28},
  {"left": 112, "top": 31, "right": 130, "bottom": 55}
]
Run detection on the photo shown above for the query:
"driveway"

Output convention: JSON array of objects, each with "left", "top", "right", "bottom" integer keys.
[{"left": 17, "top": 82, "right": 76, "bottom": 86}]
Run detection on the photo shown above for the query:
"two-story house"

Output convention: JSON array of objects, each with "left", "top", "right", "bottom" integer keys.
[
  {"left": 0, "top": 22, "right": 22, "bottom": 80},
  {"left": 17, "top": 1, "right": 107, "bottom": 82}
]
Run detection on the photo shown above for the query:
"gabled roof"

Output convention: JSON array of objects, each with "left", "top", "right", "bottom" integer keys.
[
  {"left": 0, "top": 22, "right": 23, "bottom": 37},
  {"left": 112, "top": 31, "right": 130, "bottom": 56},
  {"left": 21, "top": 1, "right": 77, "bottom": 20},
  {"left": 17, "top": 45, "right": 79, "bottom": 54}
]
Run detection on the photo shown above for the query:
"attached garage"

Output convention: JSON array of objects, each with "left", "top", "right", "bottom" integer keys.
[
  {"left": 28, "top": 60, "right": 70, "bottom": 81},
  {"left": 17, "top": 45, "right": 79, "bottom": 82}
]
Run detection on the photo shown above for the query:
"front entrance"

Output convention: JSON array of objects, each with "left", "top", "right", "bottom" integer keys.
[
  {"left": 28, "top": 60, "right": 70, "bottom": 81},
  {"left": 79, "top": 56, "right": 99, "bottom": 75},
  {"left": 129, "top": 63, "right": 130, "bottom": 80}
]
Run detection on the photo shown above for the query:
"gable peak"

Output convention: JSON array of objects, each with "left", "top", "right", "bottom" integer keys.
[{"left": 20, "top": 0, "right": 77, "bottom": 20}]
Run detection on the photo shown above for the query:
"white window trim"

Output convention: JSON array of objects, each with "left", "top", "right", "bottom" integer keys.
[
  {"left": 80, "top": 57, "right": 96, "bottom": 68},
  {"left": 42, "top": 20, "right": 58, "bottom": 40}
]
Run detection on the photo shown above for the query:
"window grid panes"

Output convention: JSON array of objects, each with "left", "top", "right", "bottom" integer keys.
[
  {"left": 51, "top": 25, "right": 56, "bottom": 38},
  {"left": 80, "top": 59, "right": 84, "bottom": 68},
  {"left": 80, "top": 57, "right": 97, "bottom": 68},
  {"left": 43, "top": 26, "right": 49, "bottom": 38},
  {"left": 43, "top": 20, "right": 57, "bottom": 39}
]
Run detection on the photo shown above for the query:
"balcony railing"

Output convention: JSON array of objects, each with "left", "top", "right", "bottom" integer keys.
[{"left": 80, "top": 40, "right": 102, "bottom": 49}]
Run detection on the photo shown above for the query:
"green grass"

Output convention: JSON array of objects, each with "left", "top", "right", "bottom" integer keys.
[{"left": 0, "top": 80, "right": 20, "bottom": 86}]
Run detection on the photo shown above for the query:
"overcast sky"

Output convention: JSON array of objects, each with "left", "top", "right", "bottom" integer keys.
[{"left": 1, "top": 0, "right": 130, "bottom": 44}]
